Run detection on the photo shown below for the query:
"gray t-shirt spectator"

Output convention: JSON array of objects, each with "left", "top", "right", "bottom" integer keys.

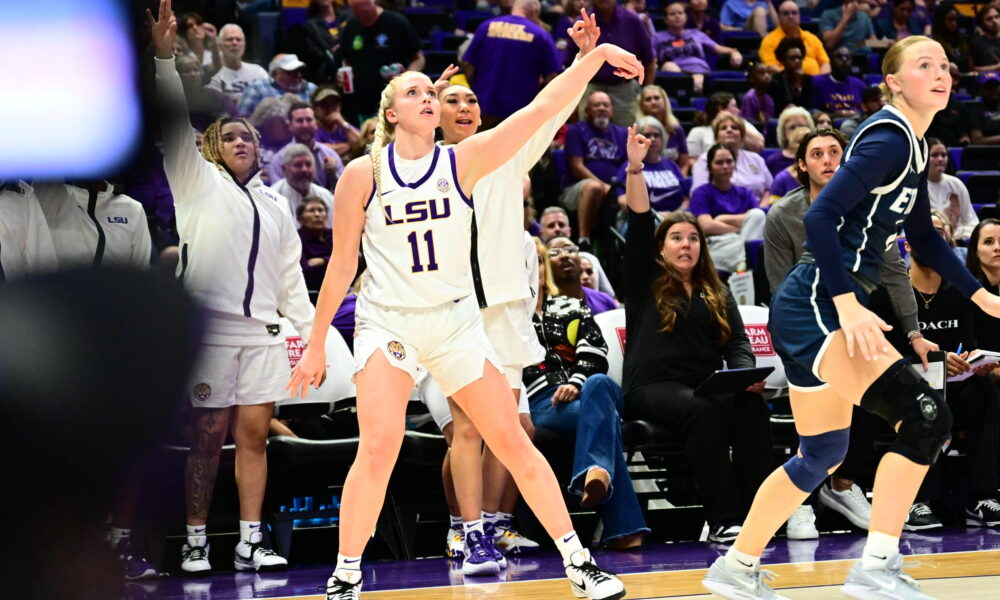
[{"left": 820, "top": 6, "right": 875, "bottom": 54}]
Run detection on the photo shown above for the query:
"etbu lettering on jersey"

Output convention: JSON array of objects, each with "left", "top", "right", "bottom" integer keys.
[
  {"left": 888, "top": 186, "right": 918, "bottom": 214},
  {"left": 384, "top": 198, "right": 451, "bottom": 225}
]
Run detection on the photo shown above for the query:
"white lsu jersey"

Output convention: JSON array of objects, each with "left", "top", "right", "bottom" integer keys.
[{"left": 360, "top": 143, "right": 475, "bottom": 308}]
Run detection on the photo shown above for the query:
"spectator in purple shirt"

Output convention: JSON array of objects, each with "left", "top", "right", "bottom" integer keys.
[
  {"left": 547, "top": 237, "right": 619, "bottom": 313},
  {"left": 296, "top": 196, "right": 357, "bottom": 349},
  {"left": 615, "top": 117, "right": 690, "bottom": 213},
  {"left": 767, "top": 106, "right": 814, "bottom": 176},
  {"left": 267, "top": 101, "right": 344, "bottom": 189},
  {"left": 312, "top": 87, "right": 361, "bottom": 161},
  {"left": 462, "top": 0, "right": 562, "bottom": 128},
  {"left": 686, "top": 0, "right": 724, "bottom": 43},
  {"left": 741, "top": 63, "right": 776, "bottom": 124},
  {"left": 812, "top": 46, "right": 866, "bottom": 116},
  {"left": 690, "top": 143, "right": 767, "bottom": 272},
  {"left": 634, "top": 85, "right": 690, "bottom": 171},
  {"left": 561, "top": 91, "right": 629, "bottom": 248},
  {"left": 566, "top": 0, "right": 656, "bottom": 126},
  {"left": 768, "top": 125, "right": 812, "bottom": 204},
  {"left": 654, "top": 1, "right": 745, "bottom": 94}
]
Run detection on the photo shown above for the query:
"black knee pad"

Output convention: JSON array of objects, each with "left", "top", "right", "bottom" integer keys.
[{"left": 859, "top": 360, "right": 953, "bottom": 465}]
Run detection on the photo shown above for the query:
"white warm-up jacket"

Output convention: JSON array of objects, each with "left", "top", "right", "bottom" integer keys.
[
  {"left": 0, "top": 181, "right": 58, "bottom": 280},
  {"left": 155, "top": 56, "right": 314, "bottom": 346}
]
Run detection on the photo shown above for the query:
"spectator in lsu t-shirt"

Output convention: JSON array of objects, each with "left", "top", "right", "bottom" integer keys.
[
  {"left": 267, "top": 101, "right": 344, "bottom": 190},
  {"left": 561, "top": 91, "right": 629, "bottom": 249},
  {"left": 270, "top": 144, "right": 335, "bottom": 228},
  {"left": 759, "top": 1, "right": 831, "bottom": 76},
  {"left": 546, "top": 237, "right": 618, "bottom": 313},
  {"left": 812, "top": 46, "right": 866, "bottom": 116},
  {"left": 207, "top": 24, "right": 268, "bottom": 104},
  {"left": 462, "top": 0, "right": 562, "bottom": 128}
]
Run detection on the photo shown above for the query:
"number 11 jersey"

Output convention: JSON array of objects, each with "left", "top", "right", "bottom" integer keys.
[{"left": 360, "top": 143, "right": 475, "bottom": 309}]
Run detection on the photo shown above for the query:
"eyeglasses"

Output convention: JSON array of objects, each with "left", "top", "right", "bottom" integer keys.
[
  {"left": 548, "top": 246, "right": 579, "bottom": 258},
  {"left": 643, "top": 131, "right": 663, "bottom": 138}
]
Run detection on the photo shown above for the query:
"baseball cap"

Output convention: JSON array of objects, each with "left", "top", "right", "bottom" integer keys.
[
  {"left": 269, "top": 54, "right": 307, "bottom": 74},
  {"left": 313, "top": 87, "right": 342, "bottom": 104}
]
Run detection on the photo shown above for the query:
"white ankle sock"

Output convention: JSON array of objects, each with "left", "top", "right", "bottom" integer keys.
[
  {"left": 336, "top": 552, "right": 362, "bottom": 573},
  {"left": 109, "top": 527, "right": 130, "bottom": 546},
  {"left": 449, "top": 515, "right": 463, "bottom": 529},
  {"left": 554, "top": 530, "right": 584, "bottom": 563},
  {"left": 861, "top": 531, "right": 899, "bottom": 570},
  {"left": 481, "top": 512, "right": 498, "bottom": 527},
  {"left": 497, "top": 511, "right": 514, "bottom": 524},
  {"left": 239, "top": 520, "right": 263, "bottom": 544},
  {"left": 186, "top": 524, "right": 207, "bottom": 548},
  {"left": 463, "top": 519, "right": 484, "bottom": 536},
  {"left": 724, "top": 547, "right": 760, "bottom": 573}
]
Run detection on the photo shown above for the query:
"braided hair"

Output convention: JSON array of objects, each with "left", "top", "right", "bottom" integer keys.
[
  {"left": 201, "top": 116, "right": 262, "bottom": 174},
  {"left": 369, "top": 71, "right": 416, "bottom": 221}
]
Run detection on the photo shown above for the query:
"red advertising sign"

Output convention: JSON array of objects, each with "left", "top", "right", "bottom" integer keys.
[
  {"left": 745, "top": 324, "right": 775, "bottom": 357},
  {"left": 286, "top": 335, "right": 305, "bottom": 367}
]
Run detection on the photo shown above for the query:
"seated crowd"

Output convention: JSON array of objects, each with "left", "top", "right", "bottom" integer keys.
[{"left": 5, "top": 0, "right": 1000, "bottom": 581}]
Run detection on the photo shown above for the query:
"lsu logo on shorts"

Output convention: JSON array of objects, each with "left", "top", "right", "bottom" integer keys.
[
  {"left": 193, "top": 383, "right": 212, "bottom": 402},
  {"left": 387, "top": 341, "right": 406, "bottom": 360}
]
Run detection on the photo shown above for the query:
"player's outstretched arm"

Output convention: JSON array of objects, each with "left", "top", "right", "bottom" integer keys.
[{"left": 452, "top": 43, "right": 642, "bottom": 191}]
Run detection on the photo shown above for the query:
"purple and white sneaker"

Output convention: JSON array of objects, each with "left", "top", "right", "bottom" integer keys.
[
  {"left": 461, "top": 530, "right": 501, "bottom": 576},
  {"left": 482, "top": 522, "right": 507, "bottom": 570}
]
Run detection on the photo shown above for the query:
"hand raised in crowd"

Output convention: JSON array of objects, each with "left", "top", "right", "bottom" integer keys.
[
  {"left": 568, "top": 9, "right": 601, "bottom": 57},
  {"left": 434, "top": 64, "right": 461, "bottom": 97},
  {"left": 203, "top": 21, "right": 217, "bottom": 47},
  {"left": 551, "top": 384, "right": 580, "bottom": 406},
  {"left": 626, "top": 123, "right": 651, "bottom": 167},
  {"left": 147, "top": 0, "right": 178, "bottom": 60}
]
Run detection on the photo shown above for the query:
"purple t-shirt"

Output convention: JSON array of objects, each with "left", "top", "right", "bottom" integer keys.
[
  {"left": 769, "top": 167, "right": 800, "bottom": 199},
  {"left": 583, "top": 6, "right": 655, "bottom": 83},
  {"left": 690, "top": 183, "right": 758, "bottom": 217},
  {"left": 615, "top": 158, "right": 690, "bottom": 212},
  {"left": 812, "top": 74, "right": 866, "bottom": 115},
  {"left": 740, "top": 88, "right": 775, "bottom": 122},
  {"left": 316, "top": 126, "right": 348, "bottom": 145},
  {"left": 652, "top": 28, "right": 716, "bottom": 74},
  {"left": 583, "top": 286, "right": 618, "bottom": 315},
  {"left": 663, "top": 122, "right": 689, "bottom": 160},
  {"left": 462, "top": 15, "right": 561, "bottom": 118},
  {"left": 686, "top": 15, "right": 723, "bottom": 43},
  {"left": 565, "top": 120, "right": 629, "bottom": 183},
  {"left": 765, "top": 152, "right": 795, "bottom": 176}
]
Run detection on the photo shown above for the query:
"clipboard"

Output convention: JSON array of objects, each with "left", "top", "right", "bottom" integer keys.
[{"left": 694, "top": 367, "right": 775, "bottom": 396}]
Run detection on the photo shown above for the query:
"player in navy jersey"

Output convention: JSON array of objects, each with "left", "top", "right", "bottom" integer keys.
[
  {"left": 287, "top": 13, "right": 641, "bottom": 599},
  {"left": 703, "top": 36, "right": 1000, "bottom": 600}
]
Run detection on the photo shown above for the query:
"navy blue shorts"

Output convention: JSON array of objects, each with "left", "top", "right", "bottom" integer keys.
[{"left": 769, "top": 263, "right": 870, "bottom": 390}]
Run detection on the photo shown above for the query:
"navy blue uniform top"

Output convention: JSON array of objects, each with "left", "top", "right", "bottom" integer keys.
[{"left": 802, "top": 105, "right": 981, "bottom": 300}]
